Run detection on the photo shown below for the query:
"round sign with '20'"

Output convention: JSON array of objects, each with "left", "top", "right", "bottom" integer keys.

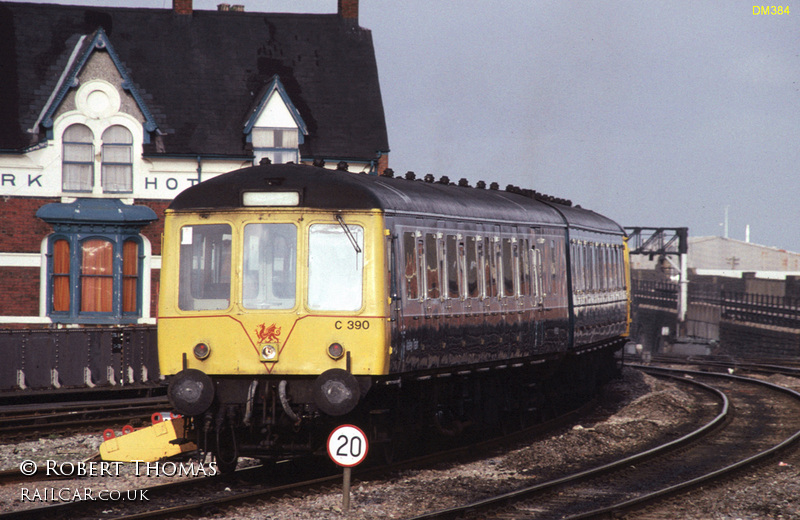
[{"left": 327, "top": 424, "right": 369, "bottom": 467}]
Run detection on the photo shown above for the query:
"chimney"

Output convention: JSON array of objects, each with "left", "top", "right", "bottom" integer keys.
[
  {"left": 173, "top": 0, "right": 192, "bottom": 15},
  {"left": 217, "top": 3, "right": 230, "bottom": 11},
  {"left": 338, "top": 0, "right": 358, "bottom": 22}
]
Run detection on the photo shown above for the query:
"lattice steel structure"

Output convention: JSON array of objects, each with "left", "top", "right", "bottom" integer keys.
[{"left": 626, "top": 227, "right": 689, "bottom": 323}]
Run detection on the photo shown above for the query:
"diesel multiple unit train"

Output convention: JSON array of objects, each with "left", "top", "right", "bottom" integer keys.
[{"left": 159, "top": 163, "right": 630, "bottom": 470}]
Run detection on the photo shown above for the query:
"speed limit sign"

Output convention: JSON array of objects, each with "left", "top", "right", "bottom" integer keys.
[{"left": 327, "top": 424, "right": 369, "bottom": 467}]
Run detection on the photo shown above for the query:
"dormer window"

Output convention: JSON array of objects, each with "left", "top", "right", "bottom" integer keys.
[
  {"left": 245, "top": 75, "right": 308, "bottom": 166},
  {"left": 252, "top": 127, "right": 299, "bottom": 165}
]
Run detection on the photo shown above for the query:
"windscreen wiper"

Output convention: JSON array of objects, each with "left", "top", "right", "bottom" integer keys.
[{"left": 335, "top": 214, "right": 362, "bottom": 254}]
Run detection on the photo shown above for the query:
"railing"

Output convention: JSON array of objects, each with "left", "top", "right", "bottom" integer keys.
[
  {"left": 721, "top": 292, "right": 800, "bottom": 329},
  {"left": 631, "top": 279, "right": 678, "bottom": 308},
  {"left": 632, "top": 281, "right": 800, "bottom": 331},
  {"left": 0, "top": 326, "right": 159, "bottom": 391}
]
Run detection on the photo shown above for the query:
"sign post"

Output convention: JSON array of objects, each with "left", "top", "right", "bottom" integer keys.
[{"left": 327, "top": 424, "right": 369, "bottom": 513}]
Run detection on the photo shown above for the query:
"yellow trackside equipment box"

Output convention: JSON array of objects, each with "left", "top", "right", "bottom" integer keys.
[{"left": 99, "top": 416, "right": 197, "bottom": 462}]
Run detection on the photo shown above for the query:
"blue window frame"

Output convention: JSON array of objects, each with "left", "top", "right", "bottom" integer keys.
[
  {"left": 46, "top": 232, "right": 144, "bottom": 324},
  {"left": 37, "top": 198, "right": 156, "bottom": 325}
]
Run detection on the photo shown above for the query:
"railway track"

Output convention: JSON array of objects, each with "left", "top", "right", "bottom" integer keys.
[
  {"left": 647, "top": 353, "right": 800, "bottom": 378},
  {"left": 0, "top": 396, "right": 171, "bottom": 438},
  {"left": 0, "top": 399, "right": 599, "bottom": 519},
  {"left": 402, "top": 366, "right": 800, "bottom": 520},
  {"left": 4, "top": 366, "right": 798, "bottom": 519}
]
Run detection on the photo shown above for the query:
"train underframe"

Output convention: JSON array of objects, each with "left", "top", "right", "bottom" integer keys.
[{"left": 174, "top": 338, "right": 625, "bottom": 472}]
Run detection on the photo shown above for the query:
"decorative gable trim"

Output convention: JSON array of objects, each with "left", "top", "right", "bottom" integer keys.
[
  {"left": 243, "top": 75, "right": 308, "bottom": 143},
  {"left": 37, "top": 28, "right": 159, "bottom": 143}
]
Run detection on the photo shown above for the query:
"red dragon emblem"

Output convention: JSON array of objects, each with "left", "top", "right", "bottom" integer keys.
[{"left": 255, "top": 323, "right": 281, "bottom": 343}]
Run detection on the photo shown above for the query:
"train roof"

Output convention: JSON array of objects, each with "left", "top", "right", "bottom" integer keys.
[{"left": 169, "top": 164, "right": 624, "bottom": 236}]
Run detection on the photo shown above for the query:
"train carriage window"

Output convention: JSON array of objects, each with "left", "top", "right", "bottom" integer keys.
[
  {"left": 545, "top": 239, "right": 558, "bottom": 295},
  {"left": 466, "top": 236, "right": 479, "bottom": 298},
  {"left": 569, "top": 242, "right": 576, "bottom": 293},
  {"left": 484, "top": 238, "right": 498, "bottom": 298},
  {"left": 446, "top": 235, "right": 460, "bottom": 299},
  {"left": 581, "top": 243, "right": 588, "bottom": 292},
  {"left": 599, "top": 245, "right": 605, "bottom": 291},
  {"left": 308, "top": 223, "right": 363, "bottom": 311},
  {"left": 502, "top": 238, "right": 514, "bottom": 297},
  {"left": 531, "top": 247, "right": 543, "bottom": 302},
  {"left": 402, "top": 232, "right": 419, "bottom": 300},
  {"left": 242, "top": 223, "right": 297, "bottom": 309},
  {"left": 425, "top": 233, "right": 440, "bottom": 299},
  {"left": 519, "top": 239, "right": 531, "bottom": 297},
  {"left": 179, "top": 224, "right": 232, "bottom": 311}
]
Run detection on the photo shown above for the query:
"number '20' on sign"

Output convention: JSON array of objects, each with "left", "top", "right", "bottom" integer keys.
[{"left": 327, "top": 424, "right": 369, "bottom": 467}]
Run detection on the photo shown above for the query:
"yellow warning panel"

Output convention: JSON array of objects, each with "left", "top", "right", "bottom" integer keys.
[{"left": 100, "top": 417, "right": 197, "bottom": 462}]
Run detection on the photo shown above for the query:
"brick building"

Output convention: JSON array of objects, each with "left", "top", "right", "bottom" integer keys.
[{"left": 0, "top": 0, "right": 389, "bottom": 329}]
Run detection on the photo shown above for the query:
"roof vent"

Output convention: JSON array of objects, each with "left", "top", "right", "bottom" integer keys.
[
  {"left": 424, "top": 174, "right": 435, "bottom": 183},
  {"left": 476, "top": 181, "right": 486, "bottom": 189},
  {"left": 489, "top": 182, "right": 499, "bottom": 190},
  {"left": 336, "top": 161, "right": 349, "bottom": 171},
  {"left": 382, "top": 168, "right": 395, "bottom": 178},
  {"left": 405, "top": 171, "right": 416, "bottom": 180},
  {"left": 438, "top": 176, "right": 450, "bottom": 185},
  {"left": 458, "top": 178, "right": 470, "bottom": 187}
]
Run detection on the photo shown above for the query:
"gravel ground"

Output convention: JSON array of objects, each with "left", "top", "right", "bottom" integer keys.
[{"left": 1, "top": 368, "right": 798, "bottom": 519}]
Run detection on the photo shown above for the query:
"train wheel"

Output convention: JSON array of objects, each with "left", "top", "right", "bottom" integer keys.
[{"left": 370, "top": 411, "right": 407, "bottom": 464}]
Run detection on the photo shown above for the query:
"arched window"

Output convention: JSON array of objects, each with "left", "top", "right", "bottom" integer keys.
[
  {"left": 101, "top": 125, "right": 133, "bottom": 192},
  {"left": 81, "top": 238, "right": 114, "bottom": 313},
  {"left": 62, "top": 124, "right": 94, "bottom": 192}
]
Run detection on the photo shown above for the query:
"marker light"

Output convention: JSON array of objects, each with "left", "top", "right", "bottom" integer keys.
[
  {"left": 327, "top": 342, "right": 345, "bottom": 360},
  {"left": 260, "top": 344, "right": 278, "bottom": 362},
  {"left": 193, "top": 342, "right": 210, "bottom": 360}
]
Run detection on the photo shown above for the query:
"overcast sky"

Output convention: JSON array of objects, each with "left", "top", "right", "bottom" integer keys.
[{"left": 16, "top": 1, "right": 800, "bottom": 251}]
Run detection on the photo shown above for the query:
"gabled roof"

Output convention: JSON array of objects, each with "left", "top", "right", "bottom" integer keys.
[
  {"left": 0, "top": 2, "right": 388, "bottom": 160},
  {"left": 244, "top": 74, "right": 308, "bottom": 141},
  {"left": 34, "top": 27, "right": 159, "bottom": 141}
]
